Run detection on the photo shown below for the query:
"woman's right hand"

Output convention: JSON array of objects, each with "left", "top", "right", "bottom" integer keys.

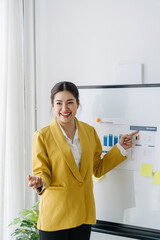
[{"left": 27, "top": 174, "right": 44, "bottom": 189}]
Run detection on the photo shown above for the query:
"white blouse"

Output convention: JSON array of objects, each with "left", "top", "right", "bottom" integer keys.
[{"left": 58, "top": 121, "right": 82, "bottom": 170}]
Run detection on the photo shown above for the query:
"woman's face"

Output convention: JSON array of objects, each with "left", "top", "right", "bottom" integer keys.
[{"left": 52, "top": 90, "right": 79, "bottom": 126}]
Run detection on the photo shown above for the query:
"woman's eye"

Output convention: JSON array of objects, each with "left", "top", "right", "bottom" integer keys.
[
  {"left": 56, "top": 102, "right": 61, "bottom": 105},
  {"left": 68, "top": 102, "right": 73, "bottom": 104}
]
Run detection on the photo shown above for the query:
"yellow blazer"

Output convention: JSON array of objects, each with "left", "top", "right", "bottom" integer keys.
[{"left": 32, "top": 117, "right": 126, "bottom": 231}]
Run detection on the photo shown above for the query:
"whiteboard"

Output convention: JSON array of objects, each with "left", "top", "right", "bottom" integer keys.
[{"left": 77, "top": 84, "right": 160, "bottom": 231}]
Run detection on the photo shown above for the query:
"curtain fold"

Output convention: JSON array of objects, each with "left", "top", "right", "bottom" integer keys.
[{"left": 0, "top": 0, "right": 25, "bottom": 239}]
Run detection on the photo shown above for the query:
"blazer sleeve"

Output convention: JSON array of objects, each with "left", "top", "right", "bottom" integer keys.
[
  {"left": 32, "top": 131, "right": 51, "bottom": 189},
  {"left": 93, "top": 129, "right": 127, "bottom": 178}
]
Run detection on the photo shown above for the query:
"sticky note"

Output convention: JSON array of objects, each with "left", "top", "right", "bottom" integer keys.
[
  {"left": 153, "top": 171, "right": 160, "bottom": 185},
  {"left": 141, "top": 163, "right": 153, "bottom": 177}
]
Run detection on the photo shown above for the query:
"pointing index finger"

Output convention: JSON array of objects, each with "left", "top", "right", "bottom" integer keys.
[{"left": 130, "top": 130, "right": 139, "bottom": 136}]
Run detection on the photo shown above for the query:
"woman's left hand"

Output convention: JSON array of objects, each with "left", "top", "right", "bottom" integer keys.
[{"left": 119, "top": 130, "right": 139, "bottom": 150}]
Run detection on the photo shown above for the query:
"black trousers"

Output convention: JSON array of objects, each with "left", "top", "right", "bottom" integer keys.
[{"left": 39, "top": 224, "right": 91, "bottom": 240}]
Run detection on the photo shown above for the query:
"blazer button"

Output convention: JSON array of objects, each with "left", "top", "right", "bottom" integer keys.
[{"left": 78, "top": 182, "right": 83, "bottom": 186}]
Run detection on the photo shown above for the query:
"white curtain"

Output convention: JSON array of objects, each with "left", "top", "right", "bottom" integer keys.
[{"left": 0, "top": 0, "right": 25, "bottom": 239}]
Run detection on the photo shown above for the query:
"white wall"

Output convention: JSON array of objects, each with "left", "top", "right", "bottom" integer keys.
[{"left": 35, "top": 0, "right": 160, "bottom": 86}]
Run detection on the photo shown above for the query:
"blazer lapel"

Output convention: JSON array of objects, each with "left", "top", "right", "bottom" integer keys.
[
  {"left": 77, "top": 119, "right": 90, "bottom": 180},
  {"left": 50, "top": 118, "right": 83, "bottom": 183}
]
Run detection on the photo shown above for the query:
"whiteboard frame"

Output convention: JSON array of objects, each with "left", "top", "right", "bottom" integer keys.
[{"left": 78, "top": 83, "right": 160, "bottom": 89}]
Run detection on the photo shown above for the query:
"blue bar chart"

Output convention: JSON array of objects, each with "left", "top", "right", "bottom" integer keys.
[{"left": 103, "top": 133, "right": 123, "bottom": 148}]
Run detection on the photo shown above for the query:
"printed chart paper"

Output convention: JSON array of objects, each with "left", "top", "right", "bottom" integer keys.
[{"left": 94, "top": 118, "right": 160, "bottom": 172}]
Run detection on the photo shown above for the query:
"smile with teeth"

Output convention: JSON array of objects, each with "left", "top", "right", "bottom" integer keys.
[{"left": 60, "top": 112, "right": 71, "bottom": 117}]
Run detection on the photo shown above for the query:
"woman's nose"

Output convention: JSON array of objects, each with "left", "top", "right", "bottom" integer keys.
[{"left": 62, "top": 103, "right": 68, "bottom": 111}]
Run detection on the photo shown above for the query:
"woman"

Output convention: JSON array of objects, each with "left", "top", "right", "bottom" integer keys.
[{"left": 28, "top": 81, "right": 138, "bottom": 240}]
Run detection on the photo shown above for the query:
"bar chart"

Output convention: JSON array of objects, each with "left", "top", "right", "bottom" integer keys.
[{"left": 103, "top": 134, "right": 121, "bottom": 147}]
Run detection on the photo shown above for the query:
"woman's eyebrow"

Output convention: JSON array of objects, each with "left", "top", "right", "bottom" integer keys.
[{"left": 67, "top": 99, "right": 75, "bottom": 101}]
